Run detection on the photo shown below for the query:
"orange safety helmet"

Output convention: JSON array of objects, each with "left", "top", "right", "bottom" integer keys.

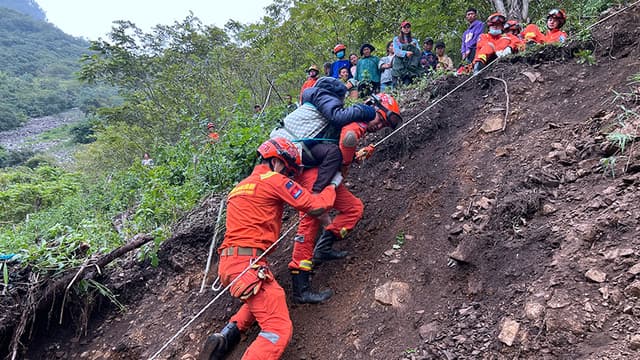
[
  {"left": 505, "top": 20, "right": 522, "bottom": 33},
  {"left": 547, "top": 9, "right": 566, "bottom": 28},
  {"left": 333, "top": 43, "right": 347, "bottom": 54},
  {"left": 207, "top": 122, "right": 215, "bottom": 129},
  {"left": 486, "top": 13, "right": 506, "bottom": 26},
  {"left": 258, "top": 137, "right": 302, "bottom": 177},
  {"left": 367, "top": 93, "right": 402, "bottom": 129}
]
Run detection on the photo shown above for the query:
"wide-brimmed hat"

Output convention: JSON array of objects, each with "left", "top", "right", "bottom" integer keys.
[{"left": 359, "top": 43, "right": 375, "bottom": 55}]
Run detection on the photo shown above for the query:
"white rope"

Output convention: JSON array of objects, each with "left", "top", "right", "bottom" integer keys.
[
  {"left": 147, "top": 217, "right": 302, "bottom": 360},
  {"left": 373, "top": 60, "right": 497, "bottom": 148},
  {"left": 199, "top": 199, "right": 226, "bottom": 293}
]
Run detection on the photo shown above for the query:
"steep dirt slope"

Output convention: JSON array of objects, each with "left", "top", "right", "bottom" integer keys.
[{"left": 21, "top": 8, "right": 640, "bottom": 360}]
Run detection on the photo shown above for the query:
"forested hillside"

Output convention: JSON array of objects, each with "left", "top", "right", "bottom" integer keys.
[
  {"left": 0, "top": 0, "right": 45, "bottom": 20},
  {"left": 0, "top": 4, "right": 115, "bottom": 131},
  {"left": 1, "top": 0, "right": 637, "bottom": 358}
]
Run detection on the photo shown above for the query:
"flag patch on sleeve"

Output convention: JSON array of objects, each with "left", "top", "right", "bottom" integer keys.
[{"left": 285, "top": 180, "right": 303, "bottom": 199}]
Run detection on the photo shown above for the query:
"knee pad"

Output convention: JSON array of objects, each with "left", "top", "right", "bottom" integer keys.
[{"left": 341, "top": 130, "right": 357, "bottom": 148}]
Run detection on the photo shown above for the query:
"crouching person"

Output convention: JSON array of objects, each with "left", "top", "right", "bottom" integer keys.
[{"left": 199, "top": 137, "right": 341, "bottom": 360}]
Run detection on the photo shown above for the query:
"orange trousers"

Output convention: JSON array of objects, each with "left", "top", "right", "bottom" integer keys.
[
  {"left": 219, "top": 254, "right": 293, "bottom": 359},
  {"left": 288, "top": 167, "right": 364, "bottom": 271}
]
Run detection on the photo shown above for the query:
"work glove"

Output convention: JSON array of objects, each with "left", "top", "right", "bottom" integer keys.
[
  {"left": 330, "top": 171, "right": 344, "bottom": 187},
  {"left": 496, "top": 47, "right": 512, "bottom": 58},
  {"left": 355, "top": 144, "right": 375, "bottom": 162}
]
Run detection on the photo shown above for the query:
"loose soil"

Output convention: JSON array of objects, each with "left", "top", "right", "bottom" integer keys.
[{"left": 4, "top": 7, "right": 640, "bottom": 360}]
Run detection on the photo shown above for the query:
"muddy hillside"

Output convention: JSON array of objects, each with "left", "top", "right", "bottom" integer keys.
[{"left": 11, "top": 7, "right": 640, "bottom": 360}]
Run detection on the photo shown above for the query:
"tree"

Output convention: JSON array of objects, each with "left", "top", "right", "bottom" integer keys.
[{"left": 491, "top": 0, "right": 529, "bottom": 21}]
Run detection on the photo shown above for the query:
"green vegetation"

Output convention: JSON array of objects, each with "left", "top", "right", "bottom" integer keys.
[
  {"left": 0, "top": 0, "right": 626, "bottom": 284},
  {"left": 0, "top": 6, "right": 118, "bottom": 130},
  {"left": 575, "top": 49, "right": 596, "bottom": 65}
]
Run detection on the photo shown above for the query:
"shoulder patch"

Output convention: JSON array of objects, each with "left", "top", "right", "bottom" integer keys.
[{"left": 285, "top": 181, "right": 304, "bottom": 199}]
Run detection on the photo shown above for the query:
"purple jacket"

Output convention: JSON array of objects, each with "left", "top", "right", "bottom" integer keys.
[{"left": 461, "top": 20, "right": 485, "bottom": 56}]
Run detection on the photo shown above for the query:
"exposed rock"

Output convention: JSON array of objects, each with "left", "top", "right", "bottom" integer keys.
[
  {"left": 542, "top": 204, "right": 557, "bottom": 215},
  {"left": 524, "top": 302, "right": 545, "bottom": 320},
  {"left": 419, "top": 322, "right": 439, "bottom": 342},
  {"left": 547, "top": 289, "right": 571, "bottom": 309},
  {"left": 498, "top": 318, "right": 520, "bottom": 346},
  {"left": 374, "top": 281, "right": 411, "bottom": 308},
  {"left": 475, "top": 197, "right": 493, "bottom": 210},
  {"left": 604, "top": 248, "right": 635, "bottom": 260},
  {"left": 630, "top": 335, "right": 640, "bottom": 350},
  {"left": 628, "top": 263, "right": 640, "bottom": 275},
  {"left": 585, "top": 269, "right": 607, "bottom": 283},
  {"left": 624, "top": 281, "right": 640, "bottom": 297},
  {"left": 481, "top": 114, "right": 504, "bottom": 133},
  {"left": 545, "top": 309, "right": 586, "bottom": 335}
]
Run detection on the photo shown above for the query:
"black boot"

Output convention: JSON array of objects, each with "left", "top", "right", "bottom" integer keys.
[
  {"left": 313, "top": 230, "right": 348, "bottom": 265},
  {"left": 291, "top": 270, "right": 333, "bottom": 304},
  {"left": 199, "top": 322, "right": 241, "bottom": 360}
]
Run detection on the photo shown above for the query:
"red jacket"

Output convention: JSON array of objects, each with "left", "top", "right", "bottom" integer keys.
[
  {"left": 522, "top": 24, "right": 567, "bottom": 44},
  {"left": 473, "top": 33, "right": 512, "bottom": 64},
  {"left": 219, "top": 164, "right": 335, "bottom": 251},
  {"left": 299, "top": 77, "right": 318, "bottom": 102}
]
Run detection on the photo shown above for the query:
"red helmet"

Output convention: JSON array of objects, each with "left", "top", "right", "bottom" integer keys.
[
  {"left": 487, "top": 13, "right": 506, "bottom": 26},
  {"left": 547, "top": 9, "right": 566, "bottom": 28},
  {"left": 258, "top": 138, "right": 302, "bottom": 177},
  {"left": 207, "top": 122, "right": 215, "bottom": 129},
  {"left": 505, "top": 20, "right": 522, "bottom": 33},
  {"left": 367, "top": 93, "right": 402, "bottom": 129},
  {"left": 333, "top": 43, "right": 346, "bottom": 54}
]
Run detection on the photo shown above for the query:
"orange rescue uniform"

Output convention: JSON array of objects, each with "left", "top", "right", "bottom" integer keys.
[
  {"left": 289, "top": 122, "right": 367, "bottom": 271},
  {"left": 473, "top": 33, "right": 512, "bottom": 65},
  {"left": 217, "top": 163, "right": 335, "bottom": 359},
  {"left": 522, "top": 24, "right": 567, "bottom": 44}
]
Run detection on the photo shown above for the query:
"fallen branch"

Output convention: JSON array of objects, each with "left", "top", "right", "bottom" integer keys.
[
  {"left": 486, "top": 76, "right": 510, "bottom": 132},
  {"left": 7, "top": 233, "right": 154, "bottom": 358}
]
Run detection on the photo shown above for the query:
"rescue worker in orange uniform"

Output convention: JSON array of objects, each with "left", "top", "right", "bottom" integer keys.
[
  {"left": 472, "top": 13, "right": 513, "bottom": 74},
  {"left": 299, "top": 65, "right": 319, "bottom": 103},
  {"left": 522, "top": 9, "right": 567, "bottom": 45},
  {"left": 288, "top": 93, "right": 402, "bottom": 304},
  {"left": 199, "top": 137, "right": 341, "bottom": 360},
  {"left": 504, "top": 20, "right": 525, "bottom": 53}
]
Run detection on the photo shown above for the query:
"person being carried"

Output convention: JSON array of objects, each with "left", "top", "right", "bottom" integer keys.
[
  {"left": 270, "top": 76, "right": 377, "bottom": 194},
  {"left": 198, "top": 137, "right": 340, "bottom": 360},
  {"left": 522, "top": 9, "right": 568, "bottom": 45},
  {"left": 472, "top": 13, "right": 513, "bottom": 74},
  {"left": 287, "top": 93, "right": 403, "bottom": 304}
]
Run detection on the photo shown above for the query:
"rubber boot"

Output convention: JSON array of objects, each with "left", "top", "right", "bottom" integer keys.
[
  {"left": 291, "top": 270, "right": 333, "bottom": 304},
  {"left": 313, "top": 230, "right": 348, "bottom": 266},
  {"left": 198, "top": 322, "right": 241, "bottom": 360}
]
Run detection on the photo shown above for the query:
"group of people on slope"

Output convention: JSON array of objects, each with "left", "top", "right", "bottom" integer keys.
[
  {"left": 198, "top": 76, "right": 402, "bottom": 360},
  {"left": 194, "top": 7, "right": 570, "bottom": 360},
  {"left": 460, "top": 7, "right": 568, "bottom": 74}
]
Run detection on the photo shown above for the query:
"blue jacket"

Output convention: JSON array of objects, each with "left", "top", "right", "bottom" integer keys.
[
  {"left": 301, "top": 77, "right": 376, "bottom": 131},
  {"left": 331, "top": 59, "right": 351, "bottom": 78}
]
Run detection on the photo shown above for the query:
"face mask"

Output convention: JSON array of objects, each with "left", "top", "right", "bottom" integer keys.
[
  {"left": 489, "top": 28, "right": 502, "bottom": 35},
  {"left": 336, "top": 50, "right": 345, "bottom": 58}
]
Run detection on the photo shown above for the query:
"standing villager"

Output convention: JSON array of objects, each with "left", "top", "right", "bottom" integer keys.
[
  {"left": 330, "top": 44, "right": 351, "bottom": 79},
  {"left": 461, "top": 7, "right": 485, "bottom": 64},
  {"left": 355, "top": 43, "right": 381, "bottom": 95},
  {"left": 378, "top": 41, "right": 395, "bottom": 91},
  {"left": 392, "top": 21, "right": 422, "bottom": 85}
]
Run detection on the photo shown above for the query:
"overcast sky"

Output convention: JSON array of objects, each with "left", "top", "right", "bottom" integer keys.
[{"left": 36, "top": 0, "right": 274, "bottom": 40}]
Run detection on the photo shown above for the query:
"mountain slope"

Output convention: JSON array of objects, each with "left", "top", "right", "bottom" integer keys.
[{"left": 10, "top": 6, "right": 640, "bottom": 360}]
